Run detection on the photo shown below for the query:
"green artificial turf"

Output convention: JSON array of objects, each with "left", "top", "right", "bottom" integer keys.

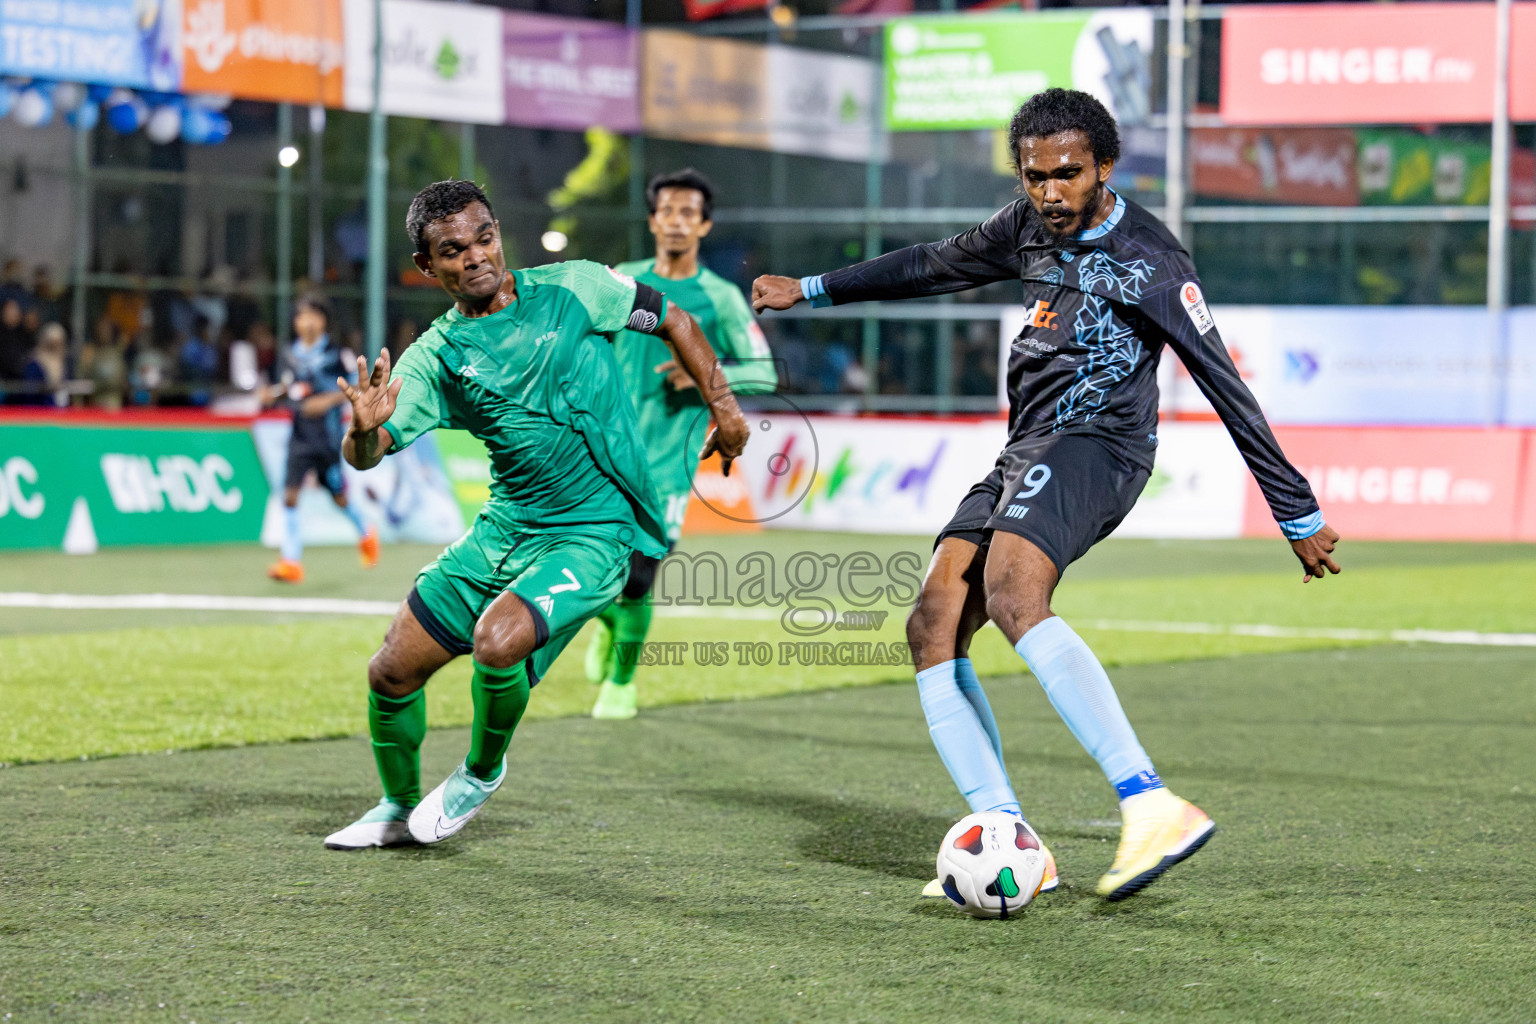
[
  {"left": 2, "top": 645, "right": 1534, "bottom": 1023},
  {"left": 3, "top": 536, "right": 1533, "bottom": 764}
]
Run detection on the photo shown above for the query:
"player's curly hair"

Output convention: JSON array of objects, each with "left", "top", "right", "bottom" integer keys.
[
  {"left": 645, "top": 167, "right": 714, "bottom": 221},
  {"left": 1007, "top": 88, "right": 1121, "bottom": 173},
  {"left": 406, "top": 180, "right": 496, "bottom": 254}
]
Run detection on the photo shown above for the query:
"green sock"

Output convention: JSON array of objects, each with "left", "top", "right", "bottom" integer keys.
[
  {"left": 467, "top": 660, "right": 530, "bottom": 780},
  {"left": 608, "top": 594, "right": 654, "bottom": 686},
  {"left": 369, "top": 688, "right": 427, "bottom": 807}
]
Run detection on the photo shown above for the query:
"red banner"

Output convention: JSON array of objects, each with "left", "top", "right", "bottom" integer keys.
[
  {"left": 1221, "top": 4, "right": 1501, "bottom": 126},
  {"left": 1517, "top": 434, "right": 1536, "bottom": 541},
  {"left": 1243, "top": 427, "right": 1527, "bottom": 541},
  {"left": 1191, "top": 127, "right": 1358, "bottom": 205}
]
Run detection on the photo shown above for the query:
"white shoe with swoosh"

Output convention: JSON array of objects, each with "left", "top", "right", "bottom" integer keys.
[{"left": 407, "top": 758, "right": 506, "bottom": 845}]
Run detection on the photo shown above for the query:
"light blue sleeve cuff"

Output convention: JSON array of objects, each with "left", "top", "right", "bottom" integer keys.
[
  {"left": 800, "top": 275, "right": 833, "bottom": 308},
  {"left": 1279, "top": 511, "right": 1325, "bottom": 540}
]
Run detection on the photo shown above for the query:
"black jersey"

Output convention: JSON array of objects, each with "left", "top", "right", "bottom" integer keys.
[{"left": 814, "top": 191, "right": 1320, "bottom": 528}]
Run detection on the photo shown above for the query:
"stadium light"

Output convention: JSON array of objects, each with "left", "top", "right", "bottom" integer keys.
[
  {"left": 541, "top": 230, "right": 569, "bottom": 252},
  {"left": 278, "top": 145, "right": 301, "bottom": 168}
]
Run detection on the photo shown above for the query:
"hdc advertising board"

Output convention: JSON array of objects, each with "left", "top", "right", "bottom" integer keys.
[
  {"left": 0, "top": 422, "right": 268, "bottom": 550},
  {"left": 1221, "top": 3, "right": 1536, "bottom": 125}
]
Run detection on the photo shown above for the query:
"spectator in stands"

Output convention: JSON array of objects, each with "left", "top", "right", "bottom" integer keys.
[
  {"left": 0, "top": 260, "right": 30, "bottom": 312},
  {"left": 80, "top": 316, "right": 128, "bottom": 411},
  {"left": 130, "top": 334, "right": 169, "bottom": 406},
  {"left": 30, "top": 265, "right": 61, "bottom": 331},
  {"left": 178, "top": 314, "right": 221, "bottom": 406},
  {"left": 104, "top": 278, "right": 149, "bottom": 343},
  {"left": 21, "top": 323, "right": 71, "bottom": 407},
  {"left": 0, "top": 298, "right": 31, "bottom": 385}
]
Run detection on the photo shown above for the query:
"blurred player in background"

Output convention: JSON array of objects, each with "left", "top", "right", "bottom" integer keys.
[
  {"left": 324, "top": 181, "right": 750, "bottom": 850},
  {"left": 265, "top": 294, "right": 380, "bottom": 584},
  {"left": 754, "top": 89, "right": 1340, "bottom": 901},
  {"left": 585, "top": 168, "right": 778, "bottom": 721}
]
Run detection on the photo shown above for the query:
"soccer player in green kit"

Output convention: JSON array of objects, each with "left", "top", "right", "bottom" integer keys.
[
  {"left": 323, "top": 180, "right": 750, "bottom": 850},
  {"left": 585, "top": 168, "right": 778, "bottom": 720}
]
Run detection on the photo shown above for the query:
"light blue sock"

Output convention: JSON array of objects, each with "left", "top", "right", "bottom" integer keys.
[
  {"left": 915, "top": 660, "right": 1021, "bottom": 815},
  {"left": 339, "top": 501, "right": 368, "bottom": 537},
  {"left": 1014, "top": 617, "right": 1163, "bottom": 800},
  {"left": 954, "top": 657, "right": 1005, "bottom": 771},
  {"left": 281, "top": 505, "right": 303, "bottom": 563}
]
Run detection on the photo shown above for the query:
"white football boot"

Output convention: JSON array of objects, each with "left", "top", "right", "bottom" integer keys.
[
  {"left": 407, "top": 758, "right": 506, "bottom": 845},
  {"left": 324, "top": 798, "right": 415, "bottom": 850}
]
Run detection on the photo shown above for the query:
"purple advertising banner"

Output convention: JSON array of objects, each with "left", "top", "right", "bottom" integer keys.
[{"left": 503, "top": 12, "right": 640, "bottom": 133}]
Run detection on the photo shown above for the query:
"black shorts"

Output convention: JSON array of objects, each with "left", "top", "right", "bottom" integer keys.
[
  {"left": 937, "top": 433, "right": 1151, "bottom": 575},
  {"left": 284, "top": 445, "right": 345, "bottom": 494}
]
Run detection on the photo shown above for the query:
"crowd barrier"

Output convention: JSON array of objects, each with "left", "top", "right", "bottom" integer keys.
[{"left": 2, "top": 410, "right": 1534, "bottom": 551}]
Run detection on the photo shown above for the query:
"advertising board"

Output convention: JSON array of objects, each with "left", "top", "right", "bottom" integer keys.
[
  {"left": 503, "top": 12, "right": 639, "bottom": 134},
  {"left": 1190, "top": 128, "right": 1359, "bottom": 206},
  {"left": 1241, "top": 427, "right": 1526, "bottom": 541},
  {"left": 182, "top": 0, "right": 343, "bottom": 105},
  {"left": 884, "top": 9, "right": 1152, "bottom": 132},
  {"left": 0, "top": 422, "right": 268, "bottom": 550},
  {"left": 0, "top": 0, "right": 181, "bottom": 88},
  {"left": 640, "top": 29, "right": 769, "bottom": 151},
  {"left": 343, "top": 0, "right": 505, "bottom": 124},
  {"left": 251, "top": 418, "right": 463, "bottom": 548},
  {"left": 1221, "top": 4, "right": 1500, "bottom": 126}
]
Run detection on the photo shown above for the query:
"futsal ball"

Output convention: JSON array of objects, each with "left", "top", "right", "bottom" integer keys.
[{"left": 935, "top": 811, "right": 1048, "bottom": 919}]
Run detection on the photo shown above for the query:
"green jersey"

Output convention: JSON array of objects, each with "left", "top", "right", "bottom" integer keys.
[
  {"left": 613, "top": 259, "right": 776, "bottom": 536},
  {"left": 384, "top": 260, "right": 668, "bottom": 558}
]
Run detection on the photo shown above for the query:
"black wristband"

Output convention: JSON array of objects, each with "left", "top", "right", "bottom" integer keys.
[{"left": 627, "top": 283, "right": 665, "bottom": 334}]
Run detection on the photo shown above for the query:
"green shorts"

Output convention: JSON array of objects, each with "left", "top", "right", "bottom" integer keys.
[{"left": 407, "top": 513, "right": 632, "bottom": 683}]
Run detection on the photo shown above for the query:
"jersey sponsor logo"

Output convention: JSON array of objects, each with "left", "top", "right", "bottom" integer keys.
[
  {"left": 1180, "top": 281, "right": 1216, "bottom": 336},
  {"left": 1002, "top": 503, "right": 1030, "bottom": 519},
  {"left": 534, "top": 331, "right": 558, "bottom": 346},
  {"left": 1023, "top": 300, "right": 1059, "bottom": 331},
  {"left": 1040, "top": 267, "right": 1064, "bottom": 286},
  {"left": 627, "top": 308, "right": 660, "bottom": 333}
]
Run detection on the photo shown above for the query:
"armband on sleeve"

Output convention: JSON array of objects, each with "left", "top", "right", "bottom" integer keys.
[{"left": 627, "top": 282, "right": 666, "bottom": 334}]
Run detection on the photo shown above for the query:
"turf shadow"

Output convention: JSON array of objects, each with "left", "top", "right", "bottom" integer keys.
[{"left": 691, "top": 787, "right": 951, "bottom": 880}]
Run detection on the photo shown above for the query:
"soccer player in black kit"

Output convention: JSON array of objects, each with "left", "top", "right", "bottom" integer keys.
[{"left": 753, "top": 89, "right": 1341, "bottom": 902}]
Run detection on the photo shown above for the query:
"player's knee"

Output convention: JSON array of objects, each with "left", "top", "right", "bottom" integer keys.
[
  {"left": 905, "top": 592, "right": 956, "bottom": 661},
  {"left": 471, "top": 615, "right": 526, "bottom": 671},
  {"left": 984, "top": 588, "right": 1048, "bottom": 639},
  {"left": 367, "top": 650, "right": 420, "bottom": 698}
]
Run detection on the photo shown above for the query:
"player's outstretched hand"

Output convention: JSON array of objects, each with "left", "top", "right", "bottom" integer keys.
[
  {"left": 699, "top": 407, "right": 751, "bottom": 478},
  {"left": 751, "top": 275, "right": 804, "bottom": 314},
  {"left": 1291, "top": 525, "right": 1341, "bottom": 583},
  {"left": 338, "top": 350, "right": 402, "bottom": 437}
]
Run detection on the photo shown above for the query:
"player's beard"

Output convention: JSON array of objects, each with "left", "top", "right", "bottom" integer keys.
[{"left": 1040, "top": 185, "right": 1104, "bottom": 257}]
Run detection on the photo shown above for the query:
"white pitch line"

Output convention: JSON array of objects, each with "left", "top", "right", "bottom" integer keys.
[
  {"left": 2, "top": 592, "right": 1533, "bottom": 647},
  {"left": 0, "top": 592, "right": 400, "bottom": 616}
]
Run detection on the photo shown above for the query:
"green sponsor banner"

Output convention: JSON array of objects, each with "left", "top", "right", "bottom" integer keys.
[
  {"left": 1357, "top": 130, "right": 1492, "bottom": 206},
  {"left": 434, "top": 429, "right": 493, "bottom": 526},
  {"left": 885, "top": 13, "right": 1088, "bottom": 132},
  {"left": 0, "top": 423, "right": 269, "bottom": 550}
]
